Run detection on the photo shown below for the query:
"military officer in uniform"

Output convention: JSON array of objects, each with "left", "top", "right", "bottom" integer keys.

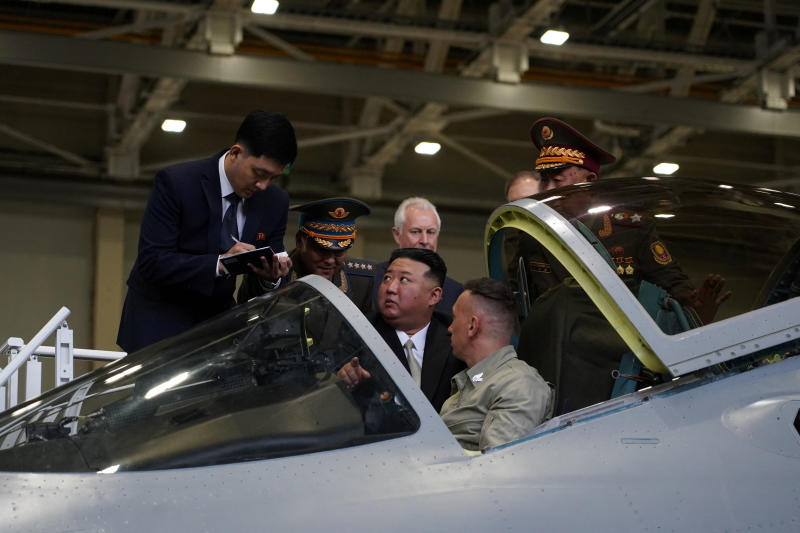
[
  {"left": 518, "top": 117, "right": 729, "bottom": 322},
  {"left": 238, "top": 197, "right": 376, "bottom": 313},
  {"left": 515, "top": 118, "right": 731, "bottom": 415}
]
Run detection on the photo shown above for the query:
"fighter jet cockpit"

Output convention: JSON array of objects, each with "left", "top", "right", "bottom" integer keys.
[
  {"left": 0, "top": 283, "right": 420, "bottom": 472},
  {"left": 488, "top": 177, "right": 800, "bottom": 415},
  {"left": 0, "top": 177, "right": 799, "bottom": 531}
]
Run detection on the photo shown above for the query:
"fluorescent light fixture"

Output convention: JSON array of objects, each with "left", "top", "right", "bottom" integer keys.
[
  {"left": 98, "top": 464, "right": 120, "bottom": 474},
  {"left": 774, "top": 202, "right": 796, "bottom": 209},
  {"left": 718, "top": 184, "right": 733, "bottom": 189},
  {"left": 540, "top": 29, "right": 570, "bottom": 46},
  {"left": 145, "top": 372, "right": 189, "bottom": 399},
  {"left": 654, "top": 213, "right": 675, "bottom": 219},
  {"left": 642, "top": 176, "right": 660, "bottom": 181},
  {"left": 653, "top": 162, "right": 679, "bottom": 175},
  {"left": 587, "top": 205, "right": 612, "bottom": 214},
  {"left": 161, "top": 119, "right": 186, "bottom": 133},
  {"left": 251, "top": 0, "right": 279, "bottom": 15},
  {"left": 414, "top": 141, "right": 441, "bottom": 155}
]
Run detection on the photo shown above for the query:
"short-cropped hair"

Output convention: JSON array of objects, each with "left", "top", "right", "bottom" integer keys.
[
  {"left": 235, "top": 110, "right": 297, "bottom": 165},
  {"left": 388, "top": 248, "right": 447, "bottom": 288},
  {"left": 394, "top": 197, "right": 441, "bottom": 231},
  {"left": 463, "top": 277, "right": 517, "bottom": 326}
]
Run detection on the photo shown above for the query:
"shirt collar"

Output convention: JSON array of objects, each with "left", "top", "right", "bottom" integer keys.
[
  {"left": 395, "top": 322, "right": 431, "bottom": 353},
  {"left": 218, "top": 151, "right": 234, "bottom": 199},
  {"left": 464, "top": 345, "right": 517, "bottom": 385}
]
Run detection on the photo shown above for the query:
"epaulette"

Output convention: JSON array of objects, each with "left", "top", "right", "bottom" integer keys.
[
  {"left": 609, "top": 210, "right": 646, "bottom": 227},
  {"left": 343, "top": 257, "right": 377, "bottom": 277}
]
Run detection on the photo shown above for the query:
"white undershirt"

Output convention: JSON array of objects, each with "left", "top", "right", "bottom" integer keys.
[{"left": 218, "top": 151, "right": 244, "bottom": 235}]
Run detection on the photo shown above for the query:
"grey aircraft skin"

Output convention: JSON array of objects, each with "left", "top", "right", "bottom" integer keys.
[{"left": 0, "top": 178, "right": 799, "bottom": 532}]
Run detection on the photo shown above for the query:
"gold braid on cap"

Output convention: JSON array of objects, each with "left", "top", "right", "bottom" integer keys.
[
  {"left": 313, "top": 237, "right": 335, "bottom": 248},
  {"left": 306, "top": 221, "right": 356, "bottom": 232},
  {"left": 301, "top": 226, "right": 357, "bottom": 244},
  {"left": 536, "top": 145, "right": 585, "bottom": 168}
]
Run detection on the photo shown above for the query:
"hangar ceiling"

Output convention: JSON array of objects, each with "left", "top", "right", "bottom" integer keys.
[{"left": 1, "top": 0, "right": 799, "bottom": 217}]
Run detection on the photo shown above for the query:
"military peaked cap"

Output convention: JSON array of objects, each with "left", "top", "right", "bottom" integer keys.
[
  {"left": 294, "top": 197, "right": 371, "bottom": 251},
  {"left": 530, "top": 117, "right": 616, "bottom": 174}
]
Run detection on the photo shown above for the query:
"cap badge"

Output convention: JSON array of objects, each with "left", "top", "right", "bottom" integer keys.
[
  {"left": 542, "top": 125, "right": 554, "bottom": 141},
  {"left": 329, "top": 208, "right": 350, "bottom": 219}
]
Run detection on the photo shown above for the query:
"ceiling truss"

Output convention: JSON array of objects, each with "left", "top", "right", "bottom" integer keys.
[{"left": 0, "top": 0, "right": 798, "bottom": 208}]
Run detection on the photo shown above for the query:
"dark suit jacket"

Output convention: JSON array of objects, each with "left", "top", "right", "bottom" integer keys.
[
  {"left": 372, "top": 260, "right": 463, "bottom": 317},
  {"left": 117, "top": 150, "right": 289, "bottom": 353},
  {"left": 371, "top": 312, "right": 465, "bottom": 412}
]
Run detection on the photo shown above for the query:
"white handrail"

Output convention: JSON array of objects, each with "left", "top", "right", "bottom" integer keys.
[
  {"left": 0, "top": 306, "right": 71, "bottom": 388},
  {"left": 27, "top": 345, "right": 125, "bottom": 362}
]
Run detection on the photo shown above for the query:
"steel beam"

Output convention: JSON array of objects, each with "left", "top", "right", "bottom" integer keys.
[
  {"left": 0, "top": 122, "right": 98, "bottom": 168},
  {"left": 1, "top": 30, "right": 800, "bottom": 138}
]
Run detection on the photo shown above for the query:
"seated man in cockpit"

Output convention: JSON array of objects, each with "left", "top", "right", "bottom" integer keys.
[{"left": 440, "top": 278, "right": 552, "bottom": 451}]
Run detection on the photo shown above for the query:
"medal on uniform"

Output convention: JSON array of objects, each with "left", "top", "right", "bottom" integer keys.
[
  {"left": 617, "top": 265, "right": 625, "bottom": 275},
  {"left": 598, "top": 214, "right": 613, "bottom": 238},
  {"left": 625, "top": 265, "right": 634, "bottom": 275}
]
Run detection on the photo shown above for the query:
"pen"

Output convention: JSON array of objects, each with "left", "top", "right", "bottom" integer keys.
[{"left": 230, "top": 234, "right": 240, "bottom": 243}]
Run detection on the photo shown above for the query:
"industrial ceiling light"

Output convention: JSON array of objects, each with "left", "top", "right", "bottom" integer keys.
[
  {"left": 653, "top": 162, "right": 679, "bottom": 175},
  {"left": 414, "top": 141, "right": 441, "bottom": 155},
  {"left": 161, "top": 119, "right": 186, "bottom": 133},
  {"left": 540, "top": 29, "right": 570, "bottom": 46},
  {"left": 251, "top": 0, "right": 279, "bottom": 15}
]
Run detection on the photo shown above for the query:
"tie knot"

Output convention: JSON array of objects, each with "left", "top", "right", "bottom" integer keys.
[
  {"left": 226, "top": 192, "right": 240, "bottom": 204},
  {"left": 404, "top": 339, "right": 414, "bottom": 351}
]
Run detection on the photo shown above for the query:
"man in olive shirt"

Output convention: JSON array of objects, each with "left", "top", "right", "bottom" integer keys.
[{"left": 441, "top": 278, "right": 552, "bottom": 451}]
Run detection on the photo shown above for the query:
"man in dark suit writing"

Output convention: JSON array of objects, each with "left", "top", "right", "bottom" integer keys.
[
  {"left": 117, "top": 110, "right": 296, "bottom": 353},
  {"left": 340, "top": 248, "right": 464, "bottom": 412}
]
